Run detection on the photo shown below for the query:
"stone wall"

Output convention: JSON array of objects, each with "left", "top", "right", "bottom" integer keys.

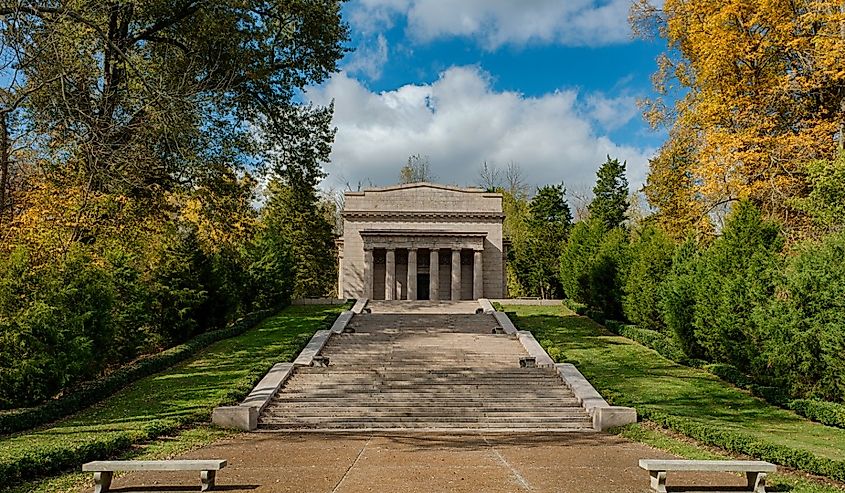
[{"left": 340, "top": 183, "right": 505, "bottom": 299}]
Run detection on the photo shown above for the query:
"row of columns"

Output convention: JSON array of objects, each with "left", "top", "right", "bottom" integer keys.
[{"left": 363, "top": 248, "right": 483, "bottom": 301}]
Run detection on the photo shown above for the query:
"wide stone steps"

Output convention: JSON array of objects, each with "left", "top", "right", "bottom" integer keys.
[{"left": 258, "top": 309, "right": 592, "bottom": 431}]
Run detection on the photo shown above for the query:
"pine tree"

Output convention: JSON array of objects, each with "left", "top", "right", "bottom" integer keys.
[{"left": 589, "top": 156, "right": 629, "bottom": 230}]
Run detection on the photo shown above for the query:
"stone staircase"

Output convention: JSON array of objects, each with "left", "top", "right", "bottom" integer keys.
[{"left": 258, "top": 311, "right": 593, "bottom": 431}]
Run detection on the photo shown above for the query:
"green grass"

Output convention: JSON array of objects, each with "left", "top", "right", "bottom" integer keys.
[
  {"left": 617, "top": 424, "right": 844, "bottom": 492},
  {"left": 0, "top": 304, "right": 345, "bottom": 489},
  {"left": 504, "top": 305, "right": 845, "bottom": 464},
  {"left": 3, "top": 425, "right": 238, "bottom": 493}
]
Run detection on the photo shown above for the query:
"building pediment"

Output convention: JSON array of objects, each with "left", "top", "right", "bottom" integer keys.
[{"left": 344, "top": 182, "right": 503, "bottom": 216}]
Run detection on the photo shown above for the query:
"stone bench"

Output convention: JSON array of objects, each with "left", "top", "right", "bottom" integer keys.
[
  {"left": 639, "top": 459, "right": 776, "bottom": 493},
  {"left": 82, "top": 459, "right": 227, "bottom": 492}
]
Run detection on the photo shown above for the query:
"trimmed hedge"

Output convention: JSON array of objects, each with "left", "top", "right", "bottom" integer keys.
[
  {"left": 563, "top": 299, "right": 588, "bottom": 315},
  {"left": 641, "top": 407, "right": 845, "bottom": 482},
  {"left": 604, "top": 320, "right": 687, "bottom": 363},
  {"left": 789, "top": 400, "right": 845, "bottom": 429},
  {"left": 703, "top": 363, "right": 752, "bottom": 389},
  {"left": 0, "top": 309, "right": 274, "bottom": 436},
  {"left": 0, "top": 358, "right": 282, "bottom": 486}
]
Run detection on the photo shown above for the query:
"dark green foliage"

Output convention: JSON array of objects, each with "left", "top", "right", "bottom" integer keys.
[
  {"left": 692, "top": 202, "right": 783, "bottom": 374},
  {"left": 563, "top": 299, "right": 588, "bottom": 315},
  {"left": 0, "top": 305, "right": 343, "bottom": 486},
  {"left": 523, "top": 184, "right": 572, "bottom": 298},
  {"left": 758, "top": 231, "right": 845, "bottom": 402},
  {"left": 588, "top": 227, "right": 629, "bottom": 320},
  {"left": 560, "top": 220, "right": 629, "bottom": 319},
  {"left": 702, "top": 363, "right": 752, "bottom": 389},
  {"left": 641, "top": 409, "right": 845, "bottom": 482},
  {"left": 659, "top": 238, "right": 705, "bottom": 358},
  {"left": 588, "top": 155, "right": 629, "bottom": 230},
  {"left": 0, "top": 310, "right": 271, "bottom": 435},
  {"left": 789, "top": 400, "right": 845, "bottom": 429},
  {"left": 623, "top": 225, "right": 675, "bottom": 331},
  {"left": 607, "top": 321, "right": 687, "bottom": 363},
  {"left": 560, "top": 219, "right": 605, "bottom": 304}
]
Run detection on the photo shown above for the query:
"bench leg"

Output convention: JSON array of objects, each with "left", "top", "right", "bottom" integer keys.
[
  {"left": 92, "top": 472, "right": 112, "bottom": 493},
  {"left": 747, "top": 472, "right": 767, "bottom": 493},
  {"left": 200, "top": 470, "right": 216, "bottom": 491},
  {"left": 649, "top": 470, "right": 668, "bottom": 493}
]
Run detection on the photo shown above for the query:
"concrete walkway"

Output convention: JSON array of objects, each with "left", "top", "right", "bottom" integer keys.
[{"left": 96, "top": 432, "right": 751, "bottom": 492}]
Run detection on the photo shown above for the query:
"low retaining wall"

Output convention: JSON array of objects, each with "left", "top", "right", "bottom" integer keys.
[
  {"left": 490, "top": 298, "right": 564, "bottom": 306},
  {"left": 292, "top": 298, "right": 350, "bottom": 305},
  {"left": 556, "top": 363, "right": 637, "bottom": 431}
]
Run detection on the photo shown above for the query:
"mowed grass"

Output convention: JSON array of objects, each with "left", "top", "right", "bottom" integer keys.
[
  {"left": 504, "top": 304, "right": 845, "bottom": 461},
  {"left": 0, "top": 304, "right": 344, "bottom": 488}
]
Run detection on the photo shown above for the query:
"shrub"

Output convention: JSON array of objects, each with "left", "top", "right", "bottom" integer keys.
[
  {"left": 789, "top": 400, "right": 845, "bottom": 429},
  {"left": 560, "top": 219, "right": 604, "bottom": 304},
  {"left": 623, "top": 224, "right": 674, "bottom": 331},
  {"left": 562, "top": 299, "right": 587, "bottom": 315},
  {"left": 659, "top": 237, "right": 704, "bottom": 359},
  {"left": 617, "top": 324, "right": 686, "bottom": 363},
  {"left": 757, "top": 231, "right": 845, "bottom": 402},
  {"left": 587, "top": 227, "right": 629, "bottom": 320},
  {"left": 703, "top": 363, "right": 752, "bottom": 389},
  {"left": 0, "top": 310, "right": 273, "bottom": 435},
  {"left": 641, "top": 408, "right": 845, "bottom": 482},
  {"left": 692, "top": 202, "right": 782, "bottom": 375}
]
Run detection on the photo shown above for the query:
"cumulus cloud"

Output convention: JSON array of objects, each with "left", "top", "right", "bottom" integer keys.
[
  {"left": 306, "top": 66, "right": 653, "bottom": 192},
  {"left": 347, "top": 0, "right": 634, "bottom": 49},
  {"left": 344, "top": 34, "right": 390, "bottom": 80}
]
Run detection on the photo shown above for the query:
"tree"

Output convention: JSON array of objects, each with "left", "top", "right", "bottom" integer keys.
[
  {"left": 589, "top": 155, "right": 629, "bottom": 230},
  {"left": 478, "top": 160, "right": 501, "bottom": 191},
  {"left": 794, "top": 153, "right": 845, "bottom": 233},
  {"left": 399, "top": 154, "right": 434, "bottom": 184},
  {"left": 632, "top": 0, "right": 845, "bottom": 226},
  {"left": 623, "top": 224, "right": 675, "bottom": 331},
  {"left": 526, "top": 184, "right": 572, "bottom": 298},
  {"left": 0, "top": 1, "right": 348, "bottom": 243}
]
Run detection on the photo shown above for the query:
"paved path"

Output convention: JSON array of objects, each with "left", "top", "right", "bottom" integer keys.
[{"left": 97, "top": 432, "right": 751, "bottom": 492}]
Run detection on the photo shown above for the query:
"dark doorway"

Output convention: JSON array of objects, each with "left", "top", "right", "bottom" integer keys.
[{"left": 417, "top": 274, "right": 430, "bottom": 300}]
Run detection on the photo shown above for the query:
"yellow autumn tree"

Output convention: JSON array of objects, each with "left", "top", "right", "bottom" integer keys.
[{"left": 634, "top": 0, "right": 845, "bottom": 229}]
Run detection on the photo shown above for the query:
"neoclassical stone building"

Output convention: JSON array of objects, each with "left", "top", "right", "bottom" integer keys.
[{"left": 337, "top": 183, "right": 506, "bottom": 300}]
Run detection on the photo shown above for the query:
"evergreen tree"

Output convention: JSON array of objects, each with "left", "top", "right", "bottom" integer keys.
[
  {"left": 527, "top": 184, "right": 572, "bottom": 298},
  {"left": 589, "top": 156, "right": 629, "bottom": 230}
]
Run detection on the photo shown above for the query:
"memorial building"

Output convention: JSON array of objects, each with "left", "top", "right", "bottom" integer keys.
[{"left": 337, "top": 183, "right": 507, "bottom": 300}]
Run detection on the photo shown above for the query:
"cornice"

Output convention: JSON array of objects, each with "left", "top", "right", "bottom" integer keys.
[{"left": 342, "top": 210, "right": 505, "bottom": 220}]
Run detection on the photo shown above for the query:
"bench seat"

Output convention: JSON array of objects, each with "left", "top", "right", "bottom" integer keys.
[
  {"left": 639, "top": 459, "right": 776, "bottom": 493},
  {"left": 82, "top": 459, "right": 227, "bottom": 492}
]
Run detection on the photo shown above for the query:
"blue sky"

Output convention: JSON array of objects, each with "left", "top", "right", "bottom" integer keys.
[{"left": 307, "top": 0, "right": 667, "bottom": 195}]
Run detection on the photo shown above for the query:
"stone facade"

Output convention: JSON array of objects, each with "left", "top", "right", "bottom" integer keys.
[{"left": 338, "top": 183, "right": 506, "bottom": 300}]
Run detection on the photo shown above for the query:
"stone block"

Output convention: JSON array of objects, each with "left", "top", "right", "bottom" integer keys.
[
  {"left": 592, "top": 406, "right": 637, "bottom": 431},
  {"left": 211, "top": 406, "right": 257, "bottom": 431},
  {"left": 519, "top": 356, "right": 536, "bottom": 368}
]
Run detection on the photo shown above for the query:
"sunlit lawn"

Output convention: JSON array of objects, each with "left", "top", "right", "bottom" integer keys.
[
  {"left": 504, "top": 304, "right": 845, "bottom": 461},
  {"left": 0, "top": 304, "right": 344, "bottom": 488}
]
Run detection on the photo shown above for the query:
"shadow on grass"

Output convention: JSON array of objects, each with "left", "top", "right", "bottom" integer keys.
[{"left": 504, "top": 306, "right": 845, "bottom": 459}]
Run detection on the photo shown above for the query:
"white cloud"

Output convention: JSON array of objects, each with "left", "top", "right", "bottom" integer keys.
[
  {"left": 306, "top": 66, "right": 653, "bottom": 192},
  {"left": 344, "top": 34, "right": 389, "bottom": 80},
  {"left": 347, "top": 0, "right": 635, "bottom": 49},
  {"left": 585, "top": 92, "right": 639, "bottom": 131}
]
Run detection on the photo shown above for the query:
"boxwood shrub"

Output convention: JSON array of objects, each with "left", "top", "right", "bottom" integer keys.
[
  {"left": 789, "top": 399, "right": 845, "bottom": 429},
  {"left": 563, "top": 299, "right": 588, "bottom": 315},
  {"left": 0, "top": 309, "right": 273, "bottom": 436},
  {"left": 641, "top": 407, "right": 845, "bottom": 482}
]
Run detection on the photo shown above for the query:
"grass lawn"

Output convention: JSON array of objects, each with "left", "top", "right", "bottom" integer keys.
[
  {"left": 0, "top": 304, "right": 345, "bottom": 490},
  {"left": 504, "top": 305, "right": 845, "bottom": 471},
  {"left": 618, "top": 423, "right": 844, "bottom": 492}
]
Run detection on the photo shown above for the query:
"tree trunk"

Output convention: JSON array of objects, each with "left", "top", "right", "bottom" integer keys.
[{"left": 0, "top": 114, "right": 9, "bottom": 223}]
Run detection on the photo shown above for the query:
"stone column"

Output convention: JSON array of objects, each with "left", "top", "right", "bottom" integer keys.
[
  {"left": 385, "top": 248, "right": 395, "bottom": 300},
  {"left": 407, "top": 248, "right": 417, "bottom": 301},
  {"left": 473, "top": 249, "right": 483, "bottom": 299},
  {"left": 363, "top": 248, "right": 374, "bottom": 299},
  {"left": 451, "top": 249, "right": 461, "bottom": 301},
  {"left": 429, "top": 249, "right": 439, "bottom": 301}
]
